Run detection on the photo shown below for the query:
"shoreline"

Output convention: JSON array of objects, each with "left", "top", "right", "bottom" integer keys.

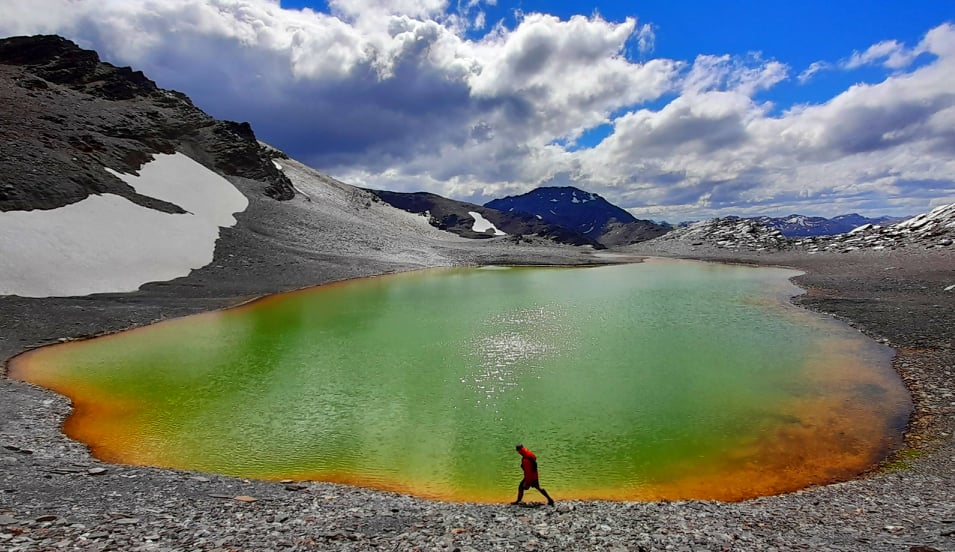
[
  {"left": 6, "top": 258, "right": 907, "bottom": 505},
  {"left": 1, "top": 244, "right": 953, "bottom": 550}
]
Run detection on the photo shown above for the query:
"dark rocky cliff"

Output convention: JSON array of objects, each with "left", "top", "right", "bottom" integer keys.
[{"left": 0, "top": 34, "right": 294, "bottom": 213}]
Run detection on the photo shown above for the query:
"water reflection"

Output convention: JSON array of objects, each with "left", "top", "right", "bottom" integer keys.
[{"left": 462, "top": 305, "right": 565, "bottom": 407}]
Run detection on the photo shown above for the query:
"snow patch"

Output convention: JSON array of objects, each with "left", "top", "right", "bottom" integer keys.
[
  {"left": 1, "top": 152, "right": 247, "bottom": 297},
  {"left": 105, "top": 152, "right": 246, "bottom": 227},
  {"left": 469, "top": 211, "right": 506, "bottom": 236}
]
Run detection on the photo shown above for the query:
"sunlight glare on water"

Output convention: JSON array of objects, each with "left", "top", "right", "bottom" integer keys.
[{"left": 463, "top": 305, "right": 564, "bottom": 408}]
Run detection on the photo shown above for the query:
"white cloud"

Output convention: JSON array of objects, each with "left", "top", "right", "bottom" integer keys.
[
  {"left": 1, "top": 2, "right": 953, "bottom": 222},
  {"left": 328, "top": 0, "right": 449, "bottom": 20},
  {"left": 844, "top": 39, "right": 919, "bottom": 70},
  {"left": 797, "top": 60, "right": 831, "bottom": 83},
  {"left": 682, "top": 53, "right": 787, "bottom": 96},
  {"left": 634, "top": 22, "right": 655, "bottom": 54}
]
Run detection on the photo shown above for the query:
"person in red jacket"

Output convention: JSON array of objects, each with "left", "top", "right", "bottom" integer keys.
[{"left": 513, "top": 444, "right": 555, "bottom": 505}]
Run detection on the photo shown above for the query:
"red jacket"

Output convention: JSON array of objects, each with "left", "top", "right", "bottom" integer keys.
[{"left": 518, "top": 446, "right": 539, "bottom": 481}]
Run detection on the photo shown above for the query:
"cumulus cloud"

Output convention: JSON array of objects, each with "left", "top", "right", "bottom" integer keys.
[
  {"left": 1, "top": 2, "right": 953, "bottom": 221},
  {"left": 570, "top": 23, "right": 955, "bottom": 219},
  {"left": 682, "top": 54, "right": 787, "bottom": 96},
  {"left": 843, "top": 39, "right": 920, "bottom": 70}
]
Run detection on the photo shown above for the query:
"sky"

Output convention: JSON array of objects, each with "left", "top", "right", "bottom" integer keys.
[{"left": 2, "top": 1, "right": 955, "bottom": 222}]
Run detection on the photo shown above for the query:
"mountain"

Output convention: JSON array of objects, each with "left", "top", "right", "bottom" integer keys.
[
  {"left": 750, "top": 213, "right": 907, "bottom": 237},
  {"left": 646, "top": 217, "right": 787, "bottom": 253},
  {"left": 484, "top": 186, "right": 670, "bottom": 246},
  {"left": 367, "top": 189, "right": 605, "bottom": 248},
  {"left": 633, "top": 205, "right": 954, "bottom": 255},
  {"left": 797, "top": 202, "right": 955, "bottom": 253},
  {"left": 0, "top": 34, "right": 295, "bottom": 213},
  {"left": 1, "top": 35, "right": 610, "bottom": 297}
]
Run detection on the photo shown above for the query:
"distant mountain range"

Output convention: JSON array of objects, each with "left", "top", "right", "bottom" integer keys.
[
  {"left": 373, "top": 183, "right": 906, "bottom": 246},
  {"left": 750, "top": 213, "right": 908, "bottom": 237},
  {"left": 644, "top": 203, "right": 954, "bottom": 254},
  {"left": 366, "top": 189, "right": 606, "bottom": 248},
  {"left": 369, "top": 186, "right": 671, "bottom": 248}
]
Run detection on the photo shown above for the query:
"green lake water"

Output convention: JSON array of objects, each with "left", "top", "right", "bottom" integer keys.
[{"left": 11, "top": 259, "right": 912, "bottom": 502}]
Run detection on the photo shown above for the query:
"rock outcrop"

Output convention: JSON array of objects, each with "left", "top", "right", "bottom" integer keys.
[
  {"left": 0, "top": 34, "right": 294, "bottom": 213},
  {"left": 797, "top": 203, "right": 955, "bottom": 253},
  {"left": 641, "top": 204, "right": 955, "bottom": 255},
  {"left": 651, "top": 217, "right": 787, "bottom": 252}
]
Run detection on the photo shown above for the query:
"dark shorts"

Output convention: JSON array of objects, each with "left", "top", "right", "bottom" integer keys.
[{"left": 520, "top": 478, "right": 541, "bottom": 490}]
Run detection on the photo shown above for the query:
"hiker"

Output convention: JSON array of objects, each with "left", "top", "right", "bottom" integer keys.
[{"left": 512, "top": 443, "right": 555, "bottom": 505}]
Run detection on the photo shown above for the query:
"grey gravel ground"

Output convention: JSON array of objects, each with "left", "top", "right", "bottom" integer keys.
[{"left": 2, "top": 166, "right": 954, "bottom": 550}]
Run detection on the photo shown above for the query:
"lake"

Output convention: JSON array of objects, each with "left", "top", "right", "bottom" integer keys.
[{"left": 10, "top": 258, "right": 911, "bottom": 502}]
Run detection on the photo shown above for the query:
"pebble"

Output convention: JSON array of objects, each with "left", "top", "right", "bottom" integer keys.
[
  {"left": 114, "top": 518, "right": 141, "bottom": 525},
  {"left": 0, "top": 515, "right": 18, "bottom": 525}
]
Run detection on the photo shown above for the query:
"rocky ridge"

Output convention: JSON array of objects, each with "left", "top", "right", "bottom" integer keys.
[
  {"left": 0, "top": 35, "right": 294, "bottom": 213},
  {"left": 752, "top": 213, "right": 906, "bottom": 237},
  {"left": 644, "top": 203, "right": 955, "bottom": 255},
  {"left": 651, "top": 217, "right": 788, "bottom": 252},
  {"left": 797, "top": 203, "right": 955, "bottom": 254}
]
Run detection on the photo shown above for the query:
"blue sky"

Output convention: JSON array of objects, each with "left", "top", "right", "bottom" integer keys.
[{"left": 3, "top": 0, "right": 954, "bottom": 221}]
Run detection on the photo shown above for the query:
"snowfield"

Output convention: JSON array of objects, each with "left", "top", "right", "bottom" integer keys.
[
  {"left": 468, "top": 211, "right": 506, "bottom": 236},
  {"left": 0, "top": 153, "right": 247, "bottom": 297}
]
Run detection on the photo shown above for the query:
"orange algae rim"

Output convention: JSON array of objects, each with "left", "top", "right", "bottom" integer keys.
[
  {"left": 3, "top": 263, "right": 910, "bottom": 504},
  {"left": 9, "top": 357, "right": 903, "bottom": 505}
]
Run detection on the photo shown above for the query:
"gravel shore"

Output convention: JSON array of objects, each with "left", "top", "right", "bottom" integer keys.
[{"left": 2, "top": 182, "right": 953, "bottom": 550}]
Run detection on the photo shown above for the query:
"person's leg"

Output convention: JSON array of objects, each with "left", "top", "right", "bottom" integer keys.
[
  {"left": 532, "top": 481, "right": 555, "bottom": 505},
  {"left": 512, "top": 481, "right": 526, "bottom": 504},
  {"left": 538, "top": 486, "right": 555, "bottom": 505}
]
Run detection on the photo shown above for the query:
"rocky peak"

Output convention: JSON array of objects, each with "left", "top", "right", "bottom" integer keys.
[
  {"left": 0, "top": 34, "right": 294, "bottom": 212},
  {"left": 485, "top": 186, "right": 635, "bottom": 231},
  {"left": 795, "top": 202, "right": 955, "bottom": 253},
  {"left": 655, "top": 217, "right": 786, "bottom": 251},
  {"left": 0, "top": 34, "right": 158, "bottom": 100},
  {"left": 644, "top": 204, "right": 954, "bottom": 255},
  {"left": 484, "top": 186, "right": 668, "bottom": 245}
]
